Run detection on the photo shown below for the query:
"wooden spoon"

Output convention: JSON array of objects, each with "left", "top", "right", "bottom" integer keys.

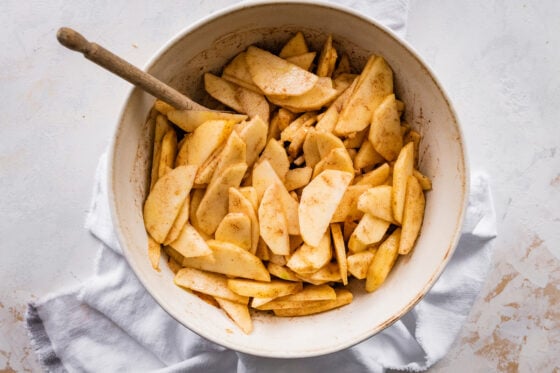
[{"left": 56, "top": 27, "right": 208, "bottom": 111}]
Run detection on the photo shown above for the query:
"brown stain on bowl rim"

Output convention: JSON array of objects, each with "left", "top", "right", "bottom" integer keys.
[{"left": 109, "top": 1, "right": 469, "bottom": 358}]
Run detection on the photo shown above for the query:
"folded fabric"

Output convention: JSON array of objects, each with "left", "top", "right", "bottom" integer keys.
[{"left": 26, "top": 2, "right": 497, "bottom": 371}]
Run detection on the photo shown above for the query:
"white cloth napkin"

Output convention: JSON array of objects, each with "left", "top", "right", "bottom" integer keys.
[{"left": 26, "top": 2, "right": 497, "bottom": 371}]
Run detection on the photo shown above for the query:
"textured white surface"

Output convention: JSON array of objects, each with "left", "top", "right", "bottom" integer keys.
[{"left": 0, "top": 0, "right": 559, "bottom": 371}]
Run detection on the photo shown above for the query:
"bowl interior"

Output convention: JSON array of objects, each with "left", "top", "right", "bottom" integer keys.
[{"left": 110, "top": 1, "right": 468, "bottom": 358}]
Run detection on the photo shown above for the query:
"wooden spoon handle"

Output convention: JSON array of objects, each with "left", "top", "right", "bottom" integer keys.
[{"left": 57, "top": 27, "right": 207, "bottom": 111}]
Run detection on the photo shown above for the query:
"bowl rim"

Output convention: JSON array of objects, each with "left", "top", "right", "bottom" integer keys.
[{"left": 107, "top": 0, "right": 470, "bottom": 358}]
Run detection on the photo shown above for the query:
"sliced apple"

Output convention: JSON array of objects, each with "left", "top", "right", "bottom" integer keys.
[
  {"left": 252, "top": 160, "right": 300, "bottom": 235},
  {"left": 237, "top": 87, "right": 270, "bottom": 123},
  {"left": 237, "top": 116, "right": 268, "bottom": 167},
  {"left": 258, "top": 139, "right": 290, "bottom": 182},
  {"left": 183, "top": 240, "right": 270, "bottom": 282},
  {"left": 245, "top": 46, "right": 318, "bottom": 97},
  {"left": 169, "top": 223, "right": 213, "bottom": 259},
  {"left": 413, "top": 170, "right": 432, "bottom": 191},
  {"left": 227, "top": 279, "right": 302, "bottom": 298},
  {"left": 331, "top": 185, "right": 369, "bottom": 223},
  {"left": 154, "top": 99, "right": 174, "bottom": 115},
  {"left": 312, "top": 147, "right": 354, "bottom": 179},
  {"left": 267, "top": 77, "right": 339, "bottom": 112},
  {"left": 196, "top": 162, "right": 248, "bottom": 235},
  {"left": 392, "top": 142, "right": 415, "bottom": 224},
  {"left": 258, "top": 184, "right": 290, "bottom": 255},
  {"left": 214, "top": 297, "right": 253, "bottom": 334},
  {"left": 150, "top": 115, "right": 172, "bottom": 189},
  {"left": 333, "top": 53, "right": 351, "bottom": 77},
  {"left": 147, "top": 234, "right": 161, "bottom": 271},
  {"left": 286, "top": 231, "right": 332, "bottom": 274},
  {"left": 347, "top": 250, "right": 376, "bottom": 279},
  {"left": 163, "top": 194, "right": 190, "bottom": 245},
  {"left": 357, "top": 185, "right": 395, "bottom": 223},
  {"left": 238, "top": 186, "right": 258, "bottom": 211},
  {"left": 284, "top": 166, "right": 313, "bottom": 191},
  {"left": 266, "top": 263, "right": 301, "bottom": 282},
  {"left": 399, "top": 175, "right": 425, "bottom": 255},
  {"left": 273, "top": 289, "right": 352, "bottom": 316},
  {"left": 228, "top": 187, "right": 259, "bottom": 255},
  {"left": 204, "top": 73, "right": 244, "bottom": 113},
  {"left": 366, "top": 228, "right": 401, "bottom": 292},
  {"left": 316, "top": 35, "right": 337, "bottom": 78},
  {"left": 143, "top": 165, "right": 197, "bottom": 243},
  {"left": 315, "top": 78, "right": 357, "bottom": 133},
  {"left": 174, "top": 268, "right": 248, "bottom": 304},
  {"left": 335, "top": 56, "right": 393, "bottom": 135},
  {"left": 209, "top": 130, "right": 247, "bottom": 185},
  {"left": 185, "top": 119, "right": 234, "bottom": 167},
  {"left": 167, "top": 109, "right": 247, "bottom": 132},
  {"left": 221, "top": 52, "right": 263, "bottom": 94},
  {"left": 350, "top": 213, "right": 391, "bottom": 248},
  {"left": 299, "top": 169, "right": 353, "bottom": 246},
  {"left": 158, "top": 128, "right": 177, "bottom": 179},
  {"left": 354, "top": 139, "right": 385, "bottom": 170},
  {"left": 279, "top": 32, "right": 309, "bottom": 58},
  {"left": 286, "top": 52, "right": 316, "bottom": 71},
  {"left": 355, "top": 163, "right": 390, "bottom": 186},
  {"left": 331, "top": 224, "right": 348, "bottom": 285},
  {"left": 369, "top": 94, "right": 403, "bottom": 161},
  {"left": 307, "top": 262, "right": 341, "bottom": 283},
  {"left": 215, "top": 212, "right": 252, "bottom": 251}
]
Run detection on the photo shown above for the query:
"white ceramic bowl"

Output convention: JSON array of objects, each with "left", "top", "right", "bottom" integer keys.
[{"left": 109, "top": 1, "right": 468, "bottom": 358}]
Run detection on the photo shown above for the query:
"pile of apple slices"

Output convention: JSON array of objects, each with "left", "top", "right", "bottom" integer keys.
[{"left": 142, "top": 32, "right": 430, "bottom": 334}]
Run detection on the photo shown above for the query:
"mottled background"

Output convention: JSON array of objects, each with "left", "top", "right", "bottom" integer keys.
[{"left": 1, "top": 0, "right": 559, "bottom": 371}]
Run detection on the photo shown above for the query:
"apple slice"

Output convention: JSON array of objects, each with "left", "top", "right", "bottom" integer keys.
[
  {"left": 245, "top": 46, "right": 318, "bottom": 97},
  {"left": 229, "top": 188, "right": 259, "bottom": 255},
  {"left": 169, "top": 223, "right": 212, "bottom": 259},
  {"left": 167, "top": 109, "right": 246, "bottom": 132},
  {"left": 196, "top": 163, "right": 248, "bottom": 235},
  {"left": 221, "top": 52, "right": 263, "bottom": 94},
  {"left": 273, "top": 289, "right": 353, "bottom": 316},
  {"left": 335, "top": 56, "right": 393, "bottom": 135},
  {"left": 174, "top": 268, "right": 248, "bottom": 304},
  {"left": 252, "top": 160, "right": 300, "bottom": 235},
  {"left": 279, "top": 32, "right": 309, "bottom": 58},
  {"left": 214, "top": 297, "right": 253, "bottom": 334},
  {"left": 357, "top": 185, "right": 396, "bottom": 223},
  {"left": 286, "top": 52, "right": 316, "bottom": 71},
  {"left": 287, "top": 231, "right": 332, "bottom": 274},
  {"left": 204, "top": 73, "right": 244, "bottom": 113},
  {"left": 330, "top": 224, "right": 348, "bottom": 285},
  {"left": 258, "top": 139, "right": 290, "bottom": 182},
  {"left": 331, "top": 185, "right": 369, "bottom": 223},
  {"left": 143, "top": 165, "right": 197, "bottom": 243},
  {"left": 185, "top": 119, "right": 234, "bottom": 167},
  {"left": 369, "top": 93, "right": 403, "bottom": 161},
  {"left": 183, "top": 240, "right": 270, "bottom": 282},
  {"left": 399, "top": 175, "right": 425, "bottom": 255},
  {"left": 267, "top": 77, "right": 339, "bottom": 113},
  {"left": 366, "top": 228, "right": 401, "bottom": 292},
  {"left": 215, "top": 212, "right": 252, "bottom": 251},
  {"left": 258, "top": 184, "right": 290, "bottom": 255},
  {"left": 392, "top": 142, "right": 415, "bottom": 224},
  {"left": 209, "top": 130, "right": 246, "bottom": 185},
  {"left": 299, "top": 169, "right": 353, "bottom": 246},
  {"left": 227, "top": 279, "right": 302, "bottom": 298},
  {"left": 236, "top": 116, "right": 268, "bottom": 167}
]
